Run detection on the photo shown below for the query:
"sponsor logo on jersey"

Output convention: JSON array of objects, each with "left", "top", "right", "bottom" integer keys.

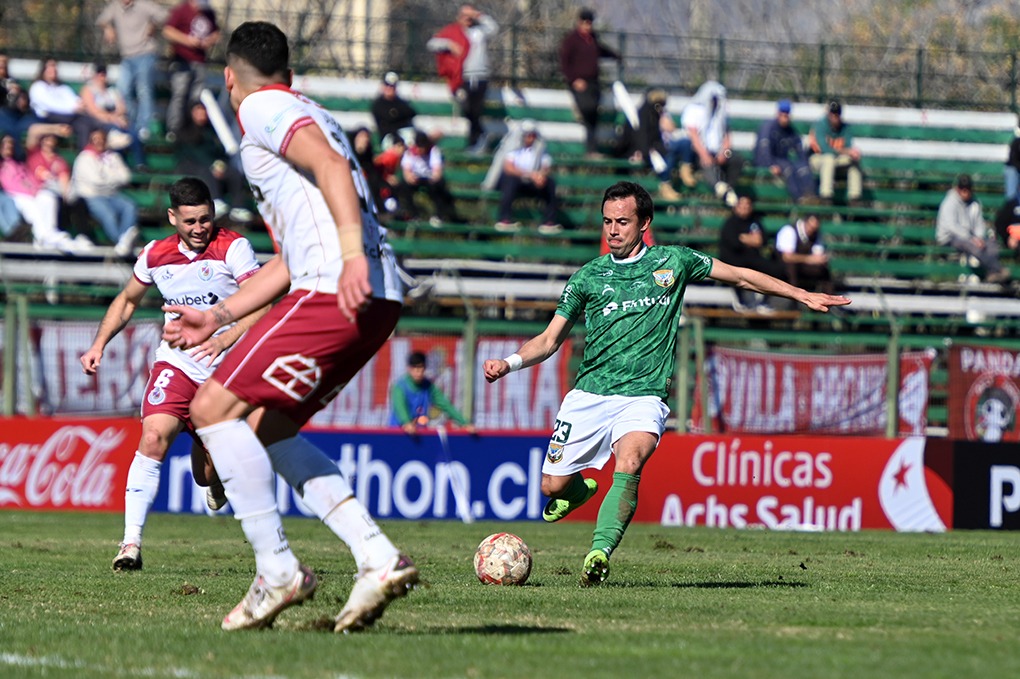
[
  {"left": 147, "top": 386, "right": 166, "bottom": 405},
  {"left": 198, "top": 262, "right": 213, "bottom": 281},
  {"left": 163, "top": 292, "right": 219, "bottom": 307},
  {"left": 597, "top": 269, "right": 613, "bottom": 277},
  {"left": 601, "top": 284, "right": 615, "bottom": 295},
  {"left": 546, "top": 442, "right": 564, "bottom": 464},
  {"left": 653, "top": 269, "right": 675, "bottom": 288},
  {"left": 159, "top": 269, "right": 174, "bottom": 282}
]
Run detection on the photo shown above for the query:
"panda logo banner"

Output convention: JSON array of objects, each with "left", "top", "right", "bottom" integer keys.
[{"left": 948, "top": 345, "right": 1020, "bottom": 442}]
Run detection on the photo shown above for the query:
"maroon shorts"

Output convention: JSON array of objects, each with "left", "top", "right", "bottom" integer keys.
[
  {"left": 213, "top": 291, "right": 401, "bottom": 426},
  {"left": 141, "top": 361, "right": 200, "bottom": 427}
]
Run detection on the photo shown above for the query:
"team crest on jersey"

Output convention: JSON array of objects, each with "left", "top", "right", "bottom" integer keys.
[
  {"left": 147, "top": 386, "right": 166, "bottom": 406},
  {"left": 546, "top": 442, "right": 564, "bottom": 464},
  {"left": 198, "top": 262, "right": 213, "bottom": 281},
  {"left": 653, "top": 269, "right": 675, "bottom": 287}
]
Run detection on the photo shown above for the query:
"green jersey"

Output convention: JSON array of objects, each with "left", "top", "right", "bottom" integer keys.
[{"left": 556, "top": 244, "right": 713, "bottom": 399}]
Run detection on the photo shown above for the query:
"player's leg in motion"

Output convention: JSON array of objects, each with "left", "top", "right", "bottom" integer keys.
[
  {"left": 581, "top": 431, "right": 658, "bottom": 587},
  {"left": 113, "top": 413, "right": 186, "bottom": 571},
  {"left": 257, "top": 416, "right": 419, "bottom": 634},
  {"left": 541, "top": 473, "right": 599, "bottom": 523},
  {"left": 190, "top": 381, "right": 316, "bottom": 631}
]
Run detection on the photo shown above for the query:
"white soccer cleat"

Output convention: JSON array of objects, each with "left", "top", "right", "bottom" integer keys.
[
  {"left": 334, "top": 553, "right": 419, "bottom": 633},
  {"left": 112, "top": 542, "right": 142, "bottom": 571},
  {"left": 221, "top": 564, "right": 318, "bottom": 631}
]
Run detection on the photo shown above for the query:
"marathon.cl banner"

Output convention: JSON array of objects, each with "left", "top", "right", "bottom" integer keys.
[
  {"left": 947, "top": 344, "right": 1020, "bottom": 442},
  {"left": 0, "top": 417, "right": 955, "bottom": 532},
  {"left": 690, "top": 347, "right": 934, "bottom": 436},
  {"left": 12, "top": 321, "right": 570, "bottom": 431}
]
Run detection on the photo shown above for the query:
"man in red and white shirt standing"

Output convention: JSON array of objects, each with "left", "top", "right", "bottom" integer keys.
[
  {"left": 163, "top": 21, "right": 418, "bottom": 634},
  {"left": 81, "top": 177, "right": 263, "bottom": 571}
]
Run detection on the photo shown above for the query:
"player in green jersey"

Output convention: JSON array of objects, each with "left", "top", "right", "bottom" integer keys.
[{"left": 483, "top": 181, "right": 850, "bottom": 586}]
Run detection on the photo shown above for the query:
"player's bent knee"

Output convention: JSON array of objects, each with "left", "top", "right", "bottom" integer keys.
[{"left": 541, "top": 474, "right": 572, "bottom": 497}]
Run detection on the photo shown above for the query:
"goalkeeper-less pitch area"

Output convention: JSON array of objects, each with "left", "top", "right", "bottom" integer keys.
[{"left": 2, "top": 511, "right": 1019, "bottom": 679}]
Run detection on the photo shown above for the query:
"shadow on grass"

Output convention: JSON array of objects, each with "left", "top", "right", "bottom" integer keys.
[
  {"left": 306, "top": 619, "right": 572, "bottom": 635},
  {"left": 672, "top": 580, "right": 808, "bottom": 589}
]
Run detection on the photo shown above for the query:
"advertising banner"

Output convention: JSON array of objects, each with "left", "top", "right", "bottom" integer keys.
[
  {"left": 10, "top": 321, "right": 571, "bottom": 431},
  {"left": 691, "top": 348, "right": 934, "bottom": 436},
  {"left": 0, "top": 417, "right": 139, "bottom": 512},
  {"left": 947, "top": 344, "right": 1020, "bottom": 442},
  {"left": 950, "top": 440, "right": 1020, "bottom": 529}
]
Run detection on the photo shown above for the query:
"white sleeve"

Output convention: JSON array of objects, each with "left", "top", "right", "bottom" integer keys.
[
  {"left": 225, "top": 237, "right": 260, "bottom": 282},
  {"left": 238, "top": 89, "right": 312, "bottom": 158},
  {"left": 775, "top": 225, "right": 796, "bottom": 254},
  {"left": 132, "top": 241, "right": 156, "bottom": 284}
]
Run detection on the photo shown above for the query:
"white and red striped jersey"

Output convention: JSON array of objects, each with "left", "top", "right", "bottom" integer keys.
[
  {"left": 134, "top": 227, "right": 260, "bottom": 382},
  {"left": 236, "top": 84, "right": 404, "bottom": 301}
]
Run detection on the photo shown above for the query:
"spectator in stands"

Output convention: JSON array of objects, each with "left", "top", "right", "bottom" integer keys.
[
  {"left": 994, "top": 191, "right": 1020, "bottom": 254},
  {"left": 97, "top": 0, "right": 169, "bottom": 142},
  {"left": 390, "top": 351, "right": 476, "bottom": 436},
  {"left": 427, "top": 4, "right": 498, "bottom": 153},
  {"left": 625, "top": 87, "right": 684, "bottom": 202},
  {"left": 559, "top": 7, "right": 620, "bottom": 158},
  {"left": 174, "top": 100, "right": 252, "bottom": 223},
  {"left": 0, "top": 133, "right": 88, "bottom": 252},
  {"left": 755, "top": 99, "right": 817, "bottom": 204},
  {"left": 162, "top": 0, "right": 221, "bottom": 141},
  {"left": 0, "top": 188, "right": 24, "bottom": 241},
  {"left": 398, "top": 129, "right": 461, "bottom": 227},
  {"left": 775, "top": 213, "right": 834, "bottom": 293},
  {"left": 371, "top": 71, "right": 417, "bottom": 143},
  {"left": 351, "top": 126, "right": 387, "bottom": 215},
  {"left": 81, "top": 61, "right": 146, "bottom": 169},
  {"left": 375, "top": 132, "right": 408, "bottom": 215},
  {"left": 808, "top": 99, "right": 863, "bottom": 204},
  {"left": 0, "top": 85, "right": 73, "bottom": 158},
  {"left": 71, "top": 127, "right": 138, "bottom": 256},
  {"left": 937, "top": 173, "right": 1010, "bottom": 283},
  {"left": 28, "top": 58, "right": 99, "bottom": 149},
  {"left": 1003, "top": 115, "right": 1020, "bottom": 201},
  {"left": 0, "top": 53, "right": 20, "bottom": 109},
  {"left": 495, "top": 120, "right": 562, "bottom": 234},
  {"left": 677, "top": 80, "right": 742, "bottom": 206},
  {"left": 719, "top": 192, "right": 787, "bottom": 310}
]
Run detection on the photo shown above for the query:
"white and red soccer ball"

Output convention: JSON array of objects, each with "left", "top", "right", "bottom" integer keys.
[{"left": 474, "top": 532, "right": 532, "bottom": 586}]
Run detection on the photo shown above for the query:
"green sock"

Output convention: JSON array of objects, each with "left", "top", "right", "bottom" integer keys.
[
  {"left": 591, "top": 472, "right": 640, "bottom": 556},
  {"left": 558, "top": 474, "right": 591, "bottom": 503}
]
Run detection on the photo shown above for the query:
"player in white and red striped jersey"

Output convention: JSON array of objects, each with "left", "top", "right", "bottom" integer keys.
[
  {"left": 81, "top": 177, "right": 265, "bottom": 572},
  {"left": 163, "top": 21, "right": 418, "bottom": 634}
]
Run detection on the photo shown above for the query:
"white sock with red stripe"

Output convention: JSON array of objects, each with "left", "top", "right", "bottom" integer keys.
[
  {"left": 123, "top": 452, "right": 161, "bottom": 545},
  {"left": 302, "top": 475, "right": 398, "bottom": 572},
  {"left": 196, "top": 419, "right": 298, "bottom": 587}
]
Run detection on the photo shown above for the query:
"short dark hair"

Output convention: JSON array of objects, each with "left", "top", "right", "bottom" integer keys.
[
  {"left": 407, "top": 351, "right": 427, "bottom": 368},
  {"left": 227, "top": 21, "right": 290, "bottom": 79},
  {"left": 169, "top": 177, "right": 214, "bottom": 210},
  {"left": 602, "top": 181, "right": 654, "bottom": 226}
]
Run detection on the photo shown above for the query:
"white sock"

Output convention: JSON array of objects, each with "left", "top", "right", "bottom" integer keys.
[
  {"left": 303, "top": 476, "right": 398, "bottom": 571},
  {"left": 123, "top": 452, "right": 161, "bottom": 545},
  {"left": 196, "top": 419, "right": 298, "bottom": 586}
]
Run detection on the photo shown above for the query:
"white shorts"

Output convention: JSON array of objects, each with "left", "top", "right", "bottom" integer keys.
[{"left": 543, "top": 389, "right": 670, "bottom": 476}]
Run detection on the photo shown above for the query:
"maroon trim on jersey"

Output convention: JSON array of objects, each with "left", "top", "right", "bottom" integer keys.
[
  {"left": 145, "top": 227, "right": 250, "bottom": 269},
  {"left": 280, "top": 116, "right": 316, "bottom": 157},
  {"left": 237, "top": 83, "right": 298, "bottom": 136},
  {"left": 236, "top": 268, "right": 260, "bottom": 284},
  {"left": 133, "top": 272, "right": 152, "bottom": 287}
]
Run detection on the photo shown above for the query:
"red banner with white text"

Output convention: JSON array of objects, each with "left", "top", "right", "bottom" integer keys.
[
  {"left": 947, "top": 344, "right": 1020, "bottom": 442},
  {"left": 690, "top": 348, "right": 934, "bottom": 436},
  {"left": 0, "top": 417, "right": 139, "bottom": 512}
]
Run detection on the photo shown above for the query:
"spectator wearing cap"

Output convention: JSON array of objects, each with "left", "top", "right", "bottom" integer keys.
[
  {"left": 371, "top": 71, "right": 418, "bottom": 142},
  {"left": 938, "top": 174, "right": 1011, "bottom": 284},
  {"left": 754, "top": 99, "right": 817, "bottom": 203},
  {"left": 808, "top": 99, "right": 863, "bottom": 203},
  {"left": 495, "top": 120, "right": 561, "bottom": 234},
  {"left": 559, "top": 7, "right": 620, "bottom": 158},
  {"left": 390, "top": 351, "right": 476, "bottom": 436}
]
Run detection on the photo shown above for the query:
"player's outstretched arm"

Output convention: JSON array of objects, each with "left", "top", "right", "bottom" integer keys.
[
  {"left": 81, "top": 277, "right": 149, "bottom": 375},
  {"left": 484, "top": 314, "right": 574, "bottom": 383},
  {"left": 708, "top": 258, "right": 851, "bottom": 312}
]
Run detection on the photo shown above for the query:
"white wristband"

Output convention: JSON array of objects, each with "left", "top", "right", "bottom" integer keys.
[{"left": 504, "top": 353, "right": 523, "bottom": 372}]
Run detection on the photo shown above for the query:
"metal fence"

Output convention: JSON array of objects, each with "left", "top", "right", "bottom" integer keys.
[{"left": 2, "top": 7, "right": 1018, "bottom": 111}]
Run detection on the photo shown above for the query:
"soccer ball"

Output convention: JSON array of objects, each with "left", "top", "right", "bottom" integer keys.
[{"left": 474, "top": 532, "right": 532, "bottom": 586}]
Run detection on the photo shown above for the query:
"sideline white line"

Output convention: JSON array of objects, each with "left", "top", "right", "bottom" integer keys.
[{"left": 1, "top": 653, "right": 363, "bottom": 679}]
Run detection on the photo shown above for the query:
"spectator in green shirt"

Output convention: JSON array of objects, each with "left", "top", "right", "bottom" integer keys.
[
  {"left": 389, "top": 351, "right": 476, "bottom": 435},
  {"left": 808, "top": 99, "right": 863, "bottom": 203}
]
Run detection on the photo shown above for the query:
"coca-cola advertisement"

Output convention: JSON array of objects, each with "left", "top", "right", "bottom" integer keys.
[
  {"left": 947, "top": 344, "right": 1020, "bottom": 442},
  {"left": 0, "top": 417, "right": 139, "bottom": 511},
  {"left": 690, "top": 347, "right": 935, "bottom": 436}
]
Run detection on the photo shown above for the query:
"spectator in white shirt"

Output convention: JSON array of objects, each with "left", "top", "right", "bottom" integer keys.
[
  {"left": 495, "top": 120, "right": 561, "bottom": 234},
  {"left": 72, "top": 127, "right": 138, "bottom": 256},
  {"left": 397, "top": 130, "right": 460, "bottom": 227}
]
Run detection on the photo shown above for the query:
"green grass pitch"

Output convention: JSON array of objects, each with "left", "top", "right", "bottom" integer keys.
[{"left": 2, "top": 511, "right": 1020, "bottom": 678}]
